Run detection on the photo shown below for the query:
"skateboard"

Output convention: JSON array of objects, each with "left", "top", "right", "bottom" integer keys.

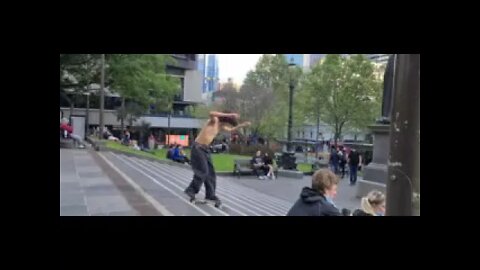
[{"left": 191, "top": 198, "right": 227, "bottom": 210}]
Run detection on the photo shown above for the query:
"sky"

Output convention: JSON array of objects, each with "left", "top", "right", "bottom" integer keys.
[{"left": 216, "top": 54, "right": 263, "bottom": 84}]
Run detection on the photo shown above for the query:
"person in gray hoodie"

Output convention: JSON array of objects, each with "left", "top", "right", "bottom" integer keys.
[{"left": 287, "top": 169, "right": 344, "bottom": 216}]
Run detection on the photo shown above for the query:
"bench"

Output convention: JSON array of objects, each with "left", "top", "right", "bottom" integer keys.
[
  {"left": 60, "top": 138, "right": 75, "bottom": 149},
  {"left": 233, "top": 159, "right": 278, "bottom": 178},
  {"left": 60, "top": 129, "right": 76, "bottom": 149}
]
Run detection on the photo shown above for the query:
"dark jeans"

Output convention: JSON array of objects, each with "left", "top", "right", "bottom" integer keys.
[
  {"left": 185, "top": 143, "right": 217, "bottom": 199},
  {"left": 252, "top": 165, "right": 269, "bottom": 177},
  {"left": 173, "top": 156, "right": 190, "bottom": 164},
  {"left": 339, "top": 162, "right": 346, "bottom": 178},
  {"left": 330, "top": 162, "right": 339, "bottom": 174},
  {"left": 350, "top": 165, "right": 358, "bottom": 184}
]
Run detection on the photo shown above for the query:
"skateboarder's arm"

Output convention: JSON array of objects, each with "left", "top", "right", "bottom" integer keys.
[
  {"left": 209, "top": 111, "right": 240, "bottom": 119},
  {"left": 221, "top": 121, "right": 251, "bottom": 132}
]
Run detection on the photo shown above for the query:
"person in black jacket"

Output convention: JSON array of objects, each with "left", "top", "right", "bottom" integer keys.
[
  {"left": 348, "top": 148, "right": 362, "bottom": 185},
  {"left": 263, "top": 152, "right": 275, "bottom": 180},
  {"left": 287, "top": 169, "right": 343, "bottom": 216},
  {"left": 251, "top": 150, "right": 269, "bottom": 180}
]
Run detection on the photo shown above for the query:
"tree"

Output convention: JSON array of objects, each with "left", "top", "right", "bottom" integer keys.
[
  {"left": 238, "top": 73, "right": 275, "bottom": 137},
  {"left": 214, "top": 82, "right": 240, "bottom": 112},
  {"left": 243, "top": 54, "right": 304, "bottom": 141},
  {"left": 60, "top": 54, "right": 101, "bottom": 89},
  {"left": 107, "top": 54, "right": 180, "bottom": 132},
  {"left": 301, "top": 54, "right": 382, "bottom": 144},
  {"left": 191, "top": 104, "right": 221, "bottom": 119},
  {"left": 60, "top": 54, "right": 102, "bottom": 115}
]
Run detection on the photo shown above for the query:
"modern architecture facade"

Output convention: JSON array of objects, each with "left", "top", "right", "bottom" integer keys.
[
  {"left": 197, "top": 54, "right": 207, "bottom": 92},
  {"left": 205, "top": 54, "right": 219, "bottom": 93},
  {"left": 60, "top": 54, "right": 204, "bottom": 144}
]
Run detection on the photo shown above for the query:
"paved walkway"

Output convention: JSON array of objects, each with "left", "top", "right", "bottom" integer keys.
[
  {"left": 60, "top": 149, "right": 160, "bottom": 216},
  {"left": 61, "top": 148, "right": 363, "bottom": 216},
  {"left": 101, "top": 151, "right": 293, "bottom": 216}
]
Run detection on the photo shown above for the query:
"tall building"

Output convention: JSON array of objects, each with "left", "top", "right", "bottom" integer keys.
[
  {"left": 60, "top": 54, "right": 205, "bottom": 142},
  {"left": 205, "top": 54, "right": 219, "bottom": 93},
  {"left": 166, "top": 54, "right": 203, "bottom": 112},
  {"left": 309, "top": 54, "right": 326, "bottom": 67},
  {"left": 196, "top": 54, "right": 207, "bottom": 92}
]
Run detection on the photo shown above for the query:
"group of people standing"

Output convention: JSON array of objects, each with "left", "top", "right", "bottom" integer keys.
[{"left": 329, "top": 146, "right": 362, "bottom": 186}]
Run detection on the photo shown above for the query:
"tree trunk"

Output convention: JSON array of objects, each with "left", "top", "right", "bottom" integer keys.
[
  {"left": 69, "top": 94, "right": 75, "bottom": 120},
  {"left": 120, "top": 97, "right": 125, "bottom": 133},
  {"left": 334, "top": 122, "right": 339, "bottom": 147},
  {"left": 315, "top": 113, "right": 320, "bottom": 158},
  {"left": 85, "top": 94, "right": 90, "bottom": 137}
]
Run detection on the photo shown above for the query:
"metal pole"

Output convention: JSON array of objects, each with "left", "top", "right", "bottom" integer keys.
[
  {"left": 287, "top": 81, "right": 294, "bottom": 152},
  {"left": 85, "top": 93, "right": 90, "bottom": 138},
  {"left": 167, "top": 110, "right": 171, "bottom": 145},
  {"left": 315, "top": 109, "right": 320, "bottom": 158},
  {"left": 386, "top": 54, "right": 420, "bottom": 216},
  {"left": 99, "top": 54, "right": 105, "bottom": 139}
]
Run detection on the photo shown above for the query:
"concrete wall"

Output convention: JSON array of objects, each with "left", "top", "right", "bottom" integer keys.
[{"left": 184, "top": 70, "right": 203, "bottom": 103}]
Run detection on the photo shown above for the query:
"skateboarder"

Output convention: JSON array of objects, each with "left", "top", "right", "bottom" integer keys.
[{"left": 184, "top": 111, "right": 251, "bottom": 207}]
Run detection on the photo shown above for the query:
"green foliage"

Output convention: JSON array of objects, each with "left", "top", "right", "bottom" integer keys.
[{"left": 300, "top": 54, "right": 382, "bottom": 140}]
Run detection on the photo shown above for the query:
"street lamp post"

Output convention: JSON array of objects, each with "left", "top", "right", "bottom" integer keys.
[
  {"left": 99, "top": 54, "right": 105, "bottom": 139},
  {"left": 281, "top": 58, "right": 297, "bottom": 170},
  {"left": 85, "top": 91, "right": 90, "bottom": 138},
  {"left": 286, "top": 58, "right": 296, "bottom": 152}
]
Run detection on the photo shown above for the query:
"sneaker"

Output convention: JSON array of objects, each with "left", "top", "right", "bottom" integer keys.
[
  {"left": 205, "top": 196, "right": 221, "bottom": 204},
  {"left": 184, "top": 190, "right": 196, "bottom": 202},
  {"left": 259, "top": 176, "right": 265, "bottom": 180},
  {"left": 271, "top": 174, "right": 276, "bottom": 180}
]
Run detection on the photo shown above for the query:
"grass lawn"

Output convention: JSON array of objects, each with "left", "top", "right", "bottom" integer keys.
[
  {"left": 104, "top": 141, "right": 250, "bottom": 172},
  {"left": 103, "top": 141, "right": 319, "bottom": 174},
  {"left": 104, "top": 141, "right": 159, "bottom": 159},
  {"left": 297, "top": 163, "right": 312, "bottom": 173}
]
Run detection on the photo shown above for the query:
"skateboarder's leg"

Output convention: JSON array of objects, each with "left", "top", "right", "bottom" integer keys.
[
  {"left": 204, "top": 156, "right": 218, "bottom": 200},
  {"left": 186, "top": 146, "right": 209, "bottom": 196}
]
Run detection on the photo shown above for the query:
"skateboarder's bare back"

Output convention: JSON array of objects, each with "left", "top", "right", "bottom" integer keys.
[{"left": 185, "top": 111, "right": 250, "bottom": 207}]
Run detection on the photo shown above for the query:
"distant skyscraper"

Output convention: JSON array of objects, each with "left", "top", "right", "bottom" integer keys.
[
  {"left": 309, "top": 54, "right": 326, "bottom": 67},
  {"left": 197, "top": 54, "right": 207, "bottom": 92},
  {"left": 205, "top": 54, "right": 219, "bottom": 93}
]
